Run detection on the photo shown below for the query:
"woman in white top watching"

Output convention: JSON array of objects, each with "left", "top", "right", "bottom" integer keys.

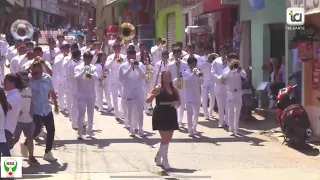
[
  {"left": 0, "top": 88, "right": 9, "bottom": 156},
  {"left": 3, "top": 73, "right": 24, "bottom": 156}
]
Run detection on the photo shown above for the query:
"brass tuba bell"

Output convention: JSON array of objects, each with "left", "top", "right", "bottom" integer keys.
[
  {"left": 161, "top": 38, "right": 167, "bottom": 47},
  {"left": 10, "top": 19, "right": 34, "bottom": 40},
  {"left": 119, "top": 23, "right": 135, "bottom": 42}
]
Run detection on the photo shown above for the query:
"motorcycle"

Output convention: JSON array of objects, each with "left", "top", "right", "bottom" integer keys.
[{"left": 275, "top": 84, "right": 312, "bottom": 148}]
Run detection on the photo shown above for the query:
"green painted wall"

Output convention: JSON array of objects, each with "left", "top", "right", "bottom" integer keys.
[{"left": 155, "top": 4, "right": 183, "bottom": 42}]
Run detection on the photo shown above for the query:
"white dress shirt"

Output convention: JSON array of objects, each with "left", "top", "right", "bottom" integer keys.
[
  {"left": 74, "top": 62, "right": 99, "bottom": 98},
  {"left": 136, "top": 52, "right": 152, "bottom": 64},
  {"left": 222, "top": 67, "right": 247, "bottom": 92},
  {"left": 153, "top": 60, "right": 169, "bottom": 85},
  {"left": 150, "top": 45, "right": 163, "bottom": 64},
  {"left": 105, "top": 53, "right": 126, "bottom": 83},
  {"left": 211, "top": 57, "right": 229, "bottom": 94},
  {"left": 167, "top": 59, "right": 189, "bottom": 81},
  {"left": 5, "top": 89, "right": 22, "bottom": 134},
  {"left": 66, "top": 59, "right": 82, "bottom": 93},
  {"left": 5, "top": 46, "right": 17, "bottom": 63},
  {"left": 119, "top": 61, "right": 145, "bottom": 99},
  {"left": 54, "top": 54, "right": 69, "bottom": 78},
  {"left": 182, "top": 69, "right": 204, "bottom": 103},
  {"left": 198, "top": 58, "right": 214, "bottom": 86},
  {"left": 43, "top": 47, "right": 61, "bottom": 64},
  {"left": 10, "top": 54, "right": 25, "bottom": 74}
]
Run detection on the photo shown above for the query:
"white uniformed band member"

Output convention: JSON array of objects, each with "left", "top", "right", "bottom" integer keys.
[
  {"left": 222, "top": 59, "right": 247, "bottom": 135},
  {"left": 182, "top": 56, "right": 203, "bottom": 135},
  {"left": 168, "top": 46, "right": 188, "bottom": 127},
  {"left": 74, "top": 51, "right": 99, "bottom": 139},
  {"left": 119, "top": 49, "right": 146, "bottom": 136}
]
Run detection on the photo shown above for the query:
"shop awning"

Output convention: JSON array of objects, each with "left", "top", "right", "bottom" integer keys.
[{"left": 191, "top": 0, "right": 237, "bottom": 17}]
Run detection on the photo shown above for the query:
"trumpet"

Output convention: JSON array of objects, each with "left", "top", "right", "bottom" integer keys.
[
  {"left": 115, "top": 54, "right": 123, "bottom": 64},
  {"left": 145, "top": 58, "right": 152, "bottom": 84},
  {"left": 85, "top": 65, "right": 94, "bottom": 79},
  {"left": 193, "top": 68, "right": 203, "bottom": 77}
]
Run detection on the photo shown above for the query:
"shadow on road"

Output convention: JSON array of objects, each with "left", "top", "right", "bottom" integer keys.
[
  {"left": 23, "top": 162, "right": 68, "bottom": 175},
  {"left": 52, "top": 133, "right": 266, "bottom": 148}
]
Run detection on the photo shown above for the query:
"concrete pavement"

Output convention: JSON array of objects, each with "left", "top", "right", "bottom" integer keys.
[{"left": 11, "top": 107, "right": 320, "bottom": 180}]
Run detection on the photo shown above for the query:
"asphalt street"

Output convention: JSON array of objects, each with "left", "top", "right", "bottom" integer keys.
[{"left": 6, "top": 50, "right": 320, "bottom": 180}]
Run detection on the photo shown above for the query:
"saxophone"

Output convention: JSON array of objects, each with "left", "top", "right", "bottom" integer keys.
[
  {"left": 176, "top": 61, "right": 183, "bottom": 89},
  {"left": 145, "top": 58, "right": 152, "bottom": 84}
]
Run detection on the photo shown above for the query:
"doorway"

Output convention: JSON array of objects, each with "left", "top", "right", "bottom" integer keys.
[{"left": 269, "top": 23, "right": 285, "bottom": 58}]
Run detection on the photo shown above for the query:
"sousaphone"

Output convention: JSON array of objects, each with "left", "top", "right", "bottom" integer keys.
[{"left": 10, "top": 19, "right": 34, "bottom": 40}]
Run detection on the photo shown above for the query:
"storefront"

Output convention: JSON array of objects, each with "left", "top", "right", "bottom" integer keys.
[
  {"left": 288, "top": 0, "right": 320, "bottom": 136},
  {"left": 155, "top": 1, "right": 183, "bottom": 51},
  {"left": 191, "top": 0, "right": 238, "bottom": 54},
  {"left": 240, "top": 0, "right": 286, "bottom": 88}
]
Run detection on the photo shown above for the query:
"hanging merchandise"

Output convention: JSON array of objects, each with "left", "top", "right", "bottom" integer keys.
[{"left": 298, "top": 41, "right": 313, "bottom": 62}]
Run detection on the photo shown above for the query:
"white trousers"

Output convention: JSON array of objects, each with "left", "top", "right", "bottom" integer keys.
[
  {"left": 95, "top": 81, "right": 104, "bottom": 110},
  {"left": 77, "top": 96, "right": 95, "bottom": 136},
  {"left": 56, "top": 77, "right": 66, "bottom": 109},
  {"left": 102, "top": 79, "right": 112, "bottom": 110},
  {"left": 125, "top": 97, "right": 144, "bottom": 133},
  {"left": 177, "top": 88, "right": 185, "bottom": 125},
  {"left": 186, "top": 101, "right": 201, "bottom": 133},
  {"left": 0, "top": 60, "right": 5, "bottom": 78},
  {"left": 216, "top": 92, "right": 228, "bottom": 126},
  {"left": 201, "top": 83, "right": 215, "bottom": 118},
  {"left": 71, "top": 94, "right": 79, "bottom": 129},
  {"left": 226, "top": 91, "right": 242, "bottom": 132},
  {"left": 110, "top": 82, "right": 122, "bottom": 117},
  {"left": 66, "top": 86, "right": 73, "bottom": 114}
]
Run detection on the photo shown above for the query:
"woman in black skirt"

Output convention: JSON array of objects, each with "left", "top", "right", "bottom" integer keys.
[{"left": 146, "top": 70, "right": 180, "bottom": 170}]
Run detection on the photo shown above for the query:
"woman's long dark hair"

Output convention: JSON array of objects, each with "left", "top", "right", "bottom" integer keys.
[
  {"left": 160, "top": 70, "right": 176, "bottom": 96},
  {"left": 140, "top": 50, "right": 151, "bottom": 65},
  {"left": 96, "top": 52, "right": 105, "bottom": 64},
  {"left": 4, "top": 73, "right": 26, "bottom": 92},
  {"left": 0, "top": 88, "right": 9, "bottom": 116}
]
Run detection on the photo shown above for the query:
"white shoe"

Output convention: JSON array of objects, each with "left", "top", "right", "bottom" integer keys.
[
  {"left": 43, "top": 151, "right": 57, "bottom": 162},
  {"left": 204, "top": 116, "right": 209, "bottom": 120},
  {"left": 20, "top": 143, "right": 28, "bottom": 157},
  {"left": 145, "top": 110, "right": 150, "bottom": 114},
  {"left": 138, "top": 129, "right": 145, "bottom": 136},
  {"left": 87, "top": 131, "right": 93, "bottom": 138},
  {"left": 36, "top": 129, "right": 46, "bottom": 139},
  {"left": 130, "top": 129, "right": 135, "bottom": 136},
  {"left": 218, "top": 124, "right": 223, "bottom": 128}
]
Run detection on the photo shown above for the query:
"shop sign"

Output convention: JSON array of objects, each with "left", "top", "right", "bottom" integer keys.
[
  {"left": 298, "top": 41, "right": 313, "bottom": 62},
  {"left": 296, "top": 24, "right": 317, "bottom": 40},
  {"left": 221, "top": 0, "right": 239, "bottom": 4},
  {"left": 189, "top": 26, "right": 212, "bottom": 34},
  {"left": 30, "top": 0, "right": 42, "bottom": 10},
  {"left": 248, "top": 0, "right": 265, "bottom": 12}
]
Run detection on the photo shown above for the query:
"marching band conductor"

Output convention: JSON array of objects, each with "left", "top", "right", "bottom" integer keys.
[{"left": 222, "top": 59, "right": 247, "bottom": 136}]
